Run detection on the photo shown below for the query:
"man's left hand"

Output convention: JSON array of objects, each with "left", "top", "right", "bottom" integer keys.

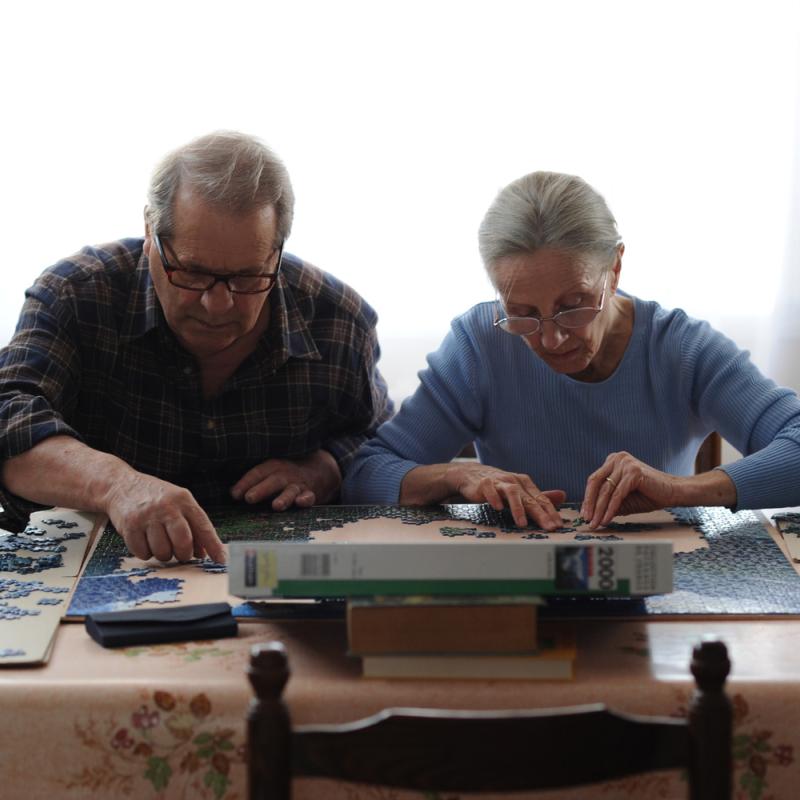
[{"left": 230, "top": 449, "right": 341, "bottom": 510}]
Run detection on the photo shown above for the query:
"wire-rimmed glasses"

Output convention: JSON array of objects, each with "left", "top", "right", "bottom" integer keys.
[
  {"left": 153, "top": 233, "right": 283, "bottom": 294},
  {"left": 493, "top": 272, "right": 608, "bottom": 336}
]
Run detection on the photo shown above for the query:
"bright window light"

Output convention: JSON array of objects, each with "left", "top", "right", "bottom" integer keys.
[{"left": 2, "top": 1, "right": 799, "bottom": 400}]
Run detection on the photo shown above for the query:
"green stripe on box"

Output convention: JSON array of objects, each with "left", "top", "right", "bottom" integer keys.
[
  {"left": 276, "top": 579, "right": 552, "bottom": 596},
  {"left": 272, "top": 578, "right": 634, "bottom": 597}
]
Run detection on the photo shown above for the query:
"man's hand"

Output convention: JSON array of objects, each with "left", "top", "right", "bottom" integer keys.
[
  {"left": 230, "top": 449, "right": 342, "bottom": 510},
  {"left": 1, "top": 436, "right": 226, "bottom": 564},
  {"left": 104, "top": 472, "right": 226, "bottom": 563}
]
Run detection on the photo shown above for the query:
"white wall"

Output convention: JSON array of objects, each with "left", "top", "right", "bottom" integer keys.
[{"left": 2, "top": 1, "right": 799, "bottom": 414}]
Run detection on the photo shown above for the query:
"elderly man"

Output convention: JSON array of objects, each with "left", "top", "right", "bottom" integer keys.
[{"left": 0, "top": 131, "right": 392, "bottom": 562}]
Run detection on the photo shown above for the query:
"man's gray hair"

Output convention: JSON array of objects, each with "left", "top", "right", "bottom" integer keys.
[
  {"left": 146, "top": 131, "right": 295, "bottom": 242},
  {"left": 478, "top": 171, "right": 622, "bottom": 274}
]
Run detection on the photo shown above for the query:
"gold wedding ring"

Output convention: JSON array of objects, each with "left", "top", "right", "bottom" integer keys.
[{"left": 605, "top": 476, "right": 618, "bottom": 488}]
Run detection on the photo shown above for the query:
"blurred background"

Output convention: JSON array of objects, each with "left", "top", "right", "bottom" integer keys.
[{"left": 2, "top": 0, "right": 799, "bottom": 452}]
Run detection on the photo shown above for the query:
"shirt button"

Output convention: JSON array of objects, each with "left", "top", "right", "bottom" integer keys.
[
  {"left": 183, "top": 366, "right": 193, "bottom": 375},
  {"left": 206, "top": 419, "right": 216, "bottom": 430}
]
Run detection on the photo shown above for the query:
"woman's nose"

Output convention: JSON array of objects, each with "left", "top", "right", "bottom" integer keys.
[{"left": 538, "top": 318, "right": 569, "bottom": 350}]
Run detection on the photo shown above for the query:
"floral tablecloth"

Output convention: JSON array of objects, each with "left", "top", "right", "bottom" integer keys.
[{"left": 0, "top": 616, "right": 798, "bottom": 800}]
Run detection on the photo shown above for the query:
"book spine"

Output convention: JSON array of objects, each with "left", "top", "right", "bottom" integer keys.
[
  {"left": 347, "top": 604, "right": 539, "bottom": 655},
  {"left": 228, "top": 541, "right": 672, "bottom": 598}
]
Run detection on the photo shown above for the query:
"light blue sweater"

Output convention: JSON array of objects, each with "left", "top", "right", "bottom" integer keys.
[{"left": 342, "top": 296, "right": 800, "bottom": 510}]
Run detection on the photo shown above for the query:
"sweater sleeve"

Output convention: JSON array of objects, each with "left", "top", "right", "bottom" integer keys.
[
  {"left": 676, "top": 312, "right": 800, "bottom": 509},
  {"left": 342, "top": 313, "right": 486, "bottom": 503}
]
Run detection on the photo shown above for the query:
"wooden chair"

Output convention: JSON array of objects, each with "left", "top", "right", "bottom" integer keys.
[
  {"left": 694, "top": 431, "right": 722, "bottom": 474},
  {"left": 246, "top": 638, "right": 732, "bottom": 799}
]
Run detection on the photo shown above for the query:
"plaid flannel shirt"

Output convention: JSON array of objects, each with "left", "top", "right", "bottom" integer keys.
[{"left": 0, "top": 238, "right": 392, "bottom": 519}]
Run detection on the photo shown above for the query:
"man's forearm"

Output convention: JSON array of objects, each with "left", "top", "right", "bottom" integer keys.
[{"left": 1, "top": 435, "right": 137, "bottom": 514}]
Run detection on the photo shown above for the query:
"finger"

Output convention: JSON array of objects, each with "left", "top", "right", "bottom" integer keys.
[
  {"left": 599, "top": 473, "right": 633, "bottom": 526},
  {"left": 230, "top": 461, "right": 278, "bottom": 501},
  {"left": 541, "top": 489, "right": 567, "bottom": 507},
  {"left": 164, "top": 517, "right": 195, "bottom": 562},
  {"left": 521, "top": 493, "right": 562, "bottom": 530},
  {"left": 508, "top": 476, "right": 562, "bottom": 528},
  {"left": 122, "top": 527, "right": 152, "bottom": 561},
  {"left": 193, "top": 538, "right": 207, "bottom": 560},
  {"left": 146, "top": 523, "right": 174, "bottom": 563},
  {"left": 478, "top": 479, "right": 505, "bottom": 512},
  {"left": 186, "top": 506, "right": 226, "bottom": 564},
  {"left": 242, "top": 473, "right": 290, "bottom": 504},
  {"left": 581, "top": 470, "right": 604, "bottom": 520},
  {"left": 589, "top": 473, "right": 623, "bottom": 528},
  {"left": 272, "top": 483, "right": 304, "bottom": 511},
  {"left": 504, "top": 487, "right": 529, "bottom": 528},
  {"left": 581, "top": 455, "right": 622, "bottom": 519},
  {"left": 291, "top": 488, "right": 316, "bottom": 508}
]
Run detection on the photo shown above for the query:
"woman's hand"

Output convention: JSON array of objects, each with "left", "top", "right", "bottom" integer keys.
[
  {"left": 582, "top": 451, "right": 738, "bottom": 527},
  {"left": 581, "top": 452, "right": 678, "bottom": 527},
  {"left": 401, "top": 462, "right": 566, "bottom": 529}
]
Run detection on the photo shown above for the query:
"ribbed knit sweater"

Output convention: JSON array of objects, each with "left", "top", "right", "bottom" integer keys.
[{"left": 342, "top": 296, "right": 800, "bottom": 510}]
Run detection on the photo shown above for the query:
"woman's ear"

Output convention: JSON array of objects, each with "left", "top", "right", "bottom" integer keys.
[{"left": 610, "top": 244, "right": 624, "bottom": 292}]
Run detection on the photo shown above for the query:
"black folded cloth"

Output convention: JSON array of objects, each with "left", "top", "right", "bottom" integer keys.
[{"left": 85, "top": 602, "right": 238, "bottom": 648}]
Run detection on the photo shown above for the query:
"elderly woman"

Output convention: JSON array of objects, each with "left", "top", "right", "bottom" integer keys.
[{"left": 342, "top": 171, "right": 800, "bottom": 529}]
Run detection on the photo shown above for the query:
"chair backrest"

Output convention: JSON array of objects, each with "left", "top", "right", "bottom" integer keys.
[
  {"left": 247, "top": 638, "right": 732, "bottom": 799},
  {"left": 695, "top": 431, "right": 722, "bottom": 474}
]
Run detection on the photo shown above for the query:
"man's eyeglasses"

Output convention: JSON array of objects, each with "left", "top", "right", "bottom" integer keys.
[
  {"left": 493, "top": 273, "right": 608, "bottom": 336},
  {"left": 153, "top": 233, "right": 283, "bottom": 295}
]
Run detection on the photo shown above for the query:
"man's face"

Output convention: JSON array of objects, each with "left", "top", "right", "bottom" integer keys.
[{"left": 145, "top": 189, "right": 280, "bottom": 360}]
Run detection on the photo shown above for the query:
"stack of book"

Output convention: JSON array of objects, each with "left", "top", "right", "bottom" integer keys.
[
  {"left": 228, "top": 536, "right": 672, "bottom": 679},
  {"left": 347, "top": 595, "right": 576, "bottom": 680}
]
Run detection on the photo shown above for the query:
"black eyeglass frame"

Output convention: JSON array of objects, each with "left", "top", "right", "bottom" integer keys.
[{"left": 153, "top": 233, "right": 283, "bottom": 295}]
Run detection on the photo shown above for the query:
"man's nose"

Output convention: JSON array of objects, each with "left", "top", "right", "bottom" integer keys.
[{"left": 200, "top": 279, "right": 235, "bottom": 313}]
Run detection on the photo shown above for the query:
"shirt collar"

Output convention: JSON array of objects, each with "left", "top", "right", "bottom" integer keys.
[
  {"left": 120, "top": 246, "right": 321, "bottom": 364},
  {"left": 254, "top": 265, "right": 321, "bottom": 365},
  {"left": 119, "top": 246, "right": 162, "bottom": 342}
]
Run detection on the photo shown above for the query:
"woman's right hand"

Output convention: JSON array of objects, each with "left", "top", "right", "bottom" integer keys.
[{"left": 400, "top": 462, "right": 566, "bottom": 529}]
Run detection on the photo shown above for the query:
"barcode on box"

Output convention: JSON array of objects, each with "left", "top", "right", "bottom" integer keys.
[{"left": 300, "top": 553, "right": 331, "bottom": 577}]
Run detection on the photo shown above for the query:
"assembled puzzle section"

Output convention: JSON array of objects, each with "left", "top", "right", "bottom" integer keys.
[
  {"left": 0, "top": 509, "right": 95, "bottom": 665},
  {"left": 772, "top": 511, "right": 800, "bottom": 563},
  {"left": 66, "top": 504, "right": 800, "bottom": 619},
  {"left": 544, "top": 507, "right": 800, "bottom": 618}
]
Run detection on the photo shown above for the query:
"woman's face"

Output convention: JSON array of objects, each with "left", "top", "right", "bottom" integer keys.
[{"left": 492, "top": 247, "right": 621, "bottom": 377}]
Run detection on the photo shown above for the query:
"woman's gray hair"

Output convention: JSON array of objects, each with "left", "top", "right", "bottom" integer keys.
[
  {"left": 478, "top": 171, "right": 622, "bottom": 276},
  {"left": 145, "top": 131, "right": 295, "bottom": 242}
]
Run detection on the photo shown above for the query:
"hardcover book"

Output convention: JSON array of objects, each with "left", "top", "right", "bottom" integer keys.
[
  {"left": 347, "top": 595, "right": 542, "bottom": 655},
  {"left": 360, "top": 623, "right": 577, "bottom": 680}
]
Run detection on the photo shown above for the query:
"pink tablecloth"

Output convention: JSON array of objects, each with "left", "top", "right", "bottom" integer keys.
[{"left": 0, "top": 616, "right": 798, "bottom": 799}]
